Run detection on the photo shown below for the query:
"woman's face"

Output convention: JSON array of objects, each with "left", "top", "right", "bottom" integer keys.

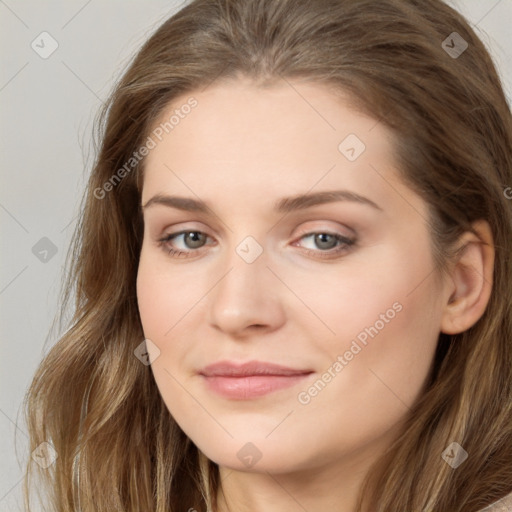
[{"left": 136, "top": 77, "right": 448, "bottom": 474}]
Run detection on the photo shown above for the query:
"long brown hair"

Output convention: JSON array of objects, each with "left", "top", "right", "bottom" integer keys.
[{"left": 23, "top": 0, "right": 512, "bottom": 510}]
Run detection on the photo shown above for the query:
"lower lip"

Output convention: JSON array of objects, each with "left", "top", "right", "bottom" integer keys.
[{"left": 201, "top": 374, "right": 312, "bottom": 399}]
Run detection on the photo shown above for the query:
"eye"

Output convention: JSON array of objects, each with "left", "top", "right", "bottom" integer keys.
[
  {"left": 293, "top": 231, "right": 356, "bottom": 259},
  {"left": 157, "top": 229, "right": 356, "bottom": 260},
  {"left": 157, "top": 230, "right": 213, "bottom": 258}
]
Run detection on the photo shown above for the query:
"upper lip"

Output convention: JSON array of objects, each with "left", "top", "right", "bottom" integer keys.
[{"left": 199, "top": 360, "right": 313, "bottom": 377}]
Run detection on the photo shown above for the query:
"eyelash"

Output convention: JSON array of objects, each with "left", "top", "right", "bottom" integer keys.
[{"left": 157, "top": 230, "right": 356, "bottom": 260}]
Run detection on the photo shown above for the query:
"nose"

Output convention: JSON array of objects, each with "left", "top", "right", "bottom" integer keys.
[{"left": 207, "top": 243, "right": 286, "bottom": 338}]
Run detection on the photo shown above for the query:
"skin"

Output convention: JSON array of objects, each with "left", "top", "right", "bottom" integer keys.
[{"left": 136, "top": 76, "right": 494, "bottom": 512}]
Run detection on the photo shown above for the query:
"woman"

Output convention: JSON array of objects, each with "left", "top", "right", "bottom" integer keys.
[{"left": 23, "top": 0, "right": 512, "bottom": 511}]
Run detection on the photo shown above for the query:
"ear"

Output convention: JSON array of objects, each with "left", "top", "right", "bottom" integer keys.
[{"left": 440, "top": 220, "right": 494, "bottom": 335}]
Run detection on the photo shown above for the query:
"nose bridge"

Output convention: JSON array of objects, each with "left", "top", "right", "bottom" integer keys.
[
  {"left": 207, "top": 233, "right": 283, "bottom": 334},
  {"left": 215, "top": 233, "right": 269, "bottom": 309}
]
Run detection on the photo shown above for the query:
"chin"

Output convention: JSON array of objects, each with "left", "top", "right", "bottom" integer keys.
[{"left": 191, "top": 431, "right": 313, "bottom": 474}]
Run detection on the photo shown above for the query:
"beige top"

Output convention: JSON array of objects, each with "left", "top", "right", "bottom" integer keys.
[{"left": 481, "top": 492, "right": 512, "bottom": 511}]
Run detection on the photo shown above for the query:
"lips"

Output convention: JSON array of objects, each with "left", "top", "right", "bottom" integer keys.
[{"left": 198, "top": 360, "right": 314, "bottom": 399}]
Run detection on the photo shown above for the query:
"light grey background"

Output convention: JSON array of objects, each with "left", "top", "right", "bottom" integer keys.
[{"left": 1, "top": 1, "right": 511, "bottom": 510}]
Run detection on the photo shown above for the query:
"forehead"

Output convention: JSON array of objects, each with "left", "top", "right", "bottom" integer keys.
[{"left": 140, "top": 78, "right": 412, "bottom": 217}]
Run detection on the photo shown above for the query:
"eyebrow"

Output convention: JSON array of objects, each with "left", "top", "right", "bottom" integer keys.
[{"left": 142, "top": 189, "right": 382, "bottom": 214}]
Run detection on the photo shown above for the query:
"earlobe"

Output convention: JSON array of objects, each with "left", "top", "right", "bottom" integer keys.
[{"left": 440, "top": 220, "right": 494, "bottom": 335}]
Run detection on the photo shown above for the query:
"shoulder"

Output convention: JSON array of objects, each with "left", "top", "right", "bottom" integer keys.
[{"left": 481, "top": 492, "right": 512, "bottom": 512}]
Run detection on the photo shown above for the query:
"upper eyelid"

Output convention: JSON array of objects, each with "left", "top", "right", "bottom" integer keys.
[{"left": 158, "top": 218, "right": 354, "bottom": 236}]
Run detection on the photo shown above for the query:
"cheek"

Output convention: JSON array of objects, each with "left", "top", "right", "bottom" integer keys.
[
  {"left": 363, "top": 280, "right": 442, "bottom": 405},
  {"left": 300, "top": 287, "right": 441, "bottom": 449},
  {"left": 299, "top": 241, "right": 440, "bottom": 385},
  {"left": 286, "top": 237, "right": 439, "bottom": 354},
  {"left": 136, "top": 248, "right": 206, "bottom": 340},
  {"left": 296, "top": 248, "right": 442, "bottom": 439},
  {"left": 136, "top": 256, "right": 203, "bottom": 421},
  {"left": 136, "top": 248, "right": 215, "bottom": 404}
]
